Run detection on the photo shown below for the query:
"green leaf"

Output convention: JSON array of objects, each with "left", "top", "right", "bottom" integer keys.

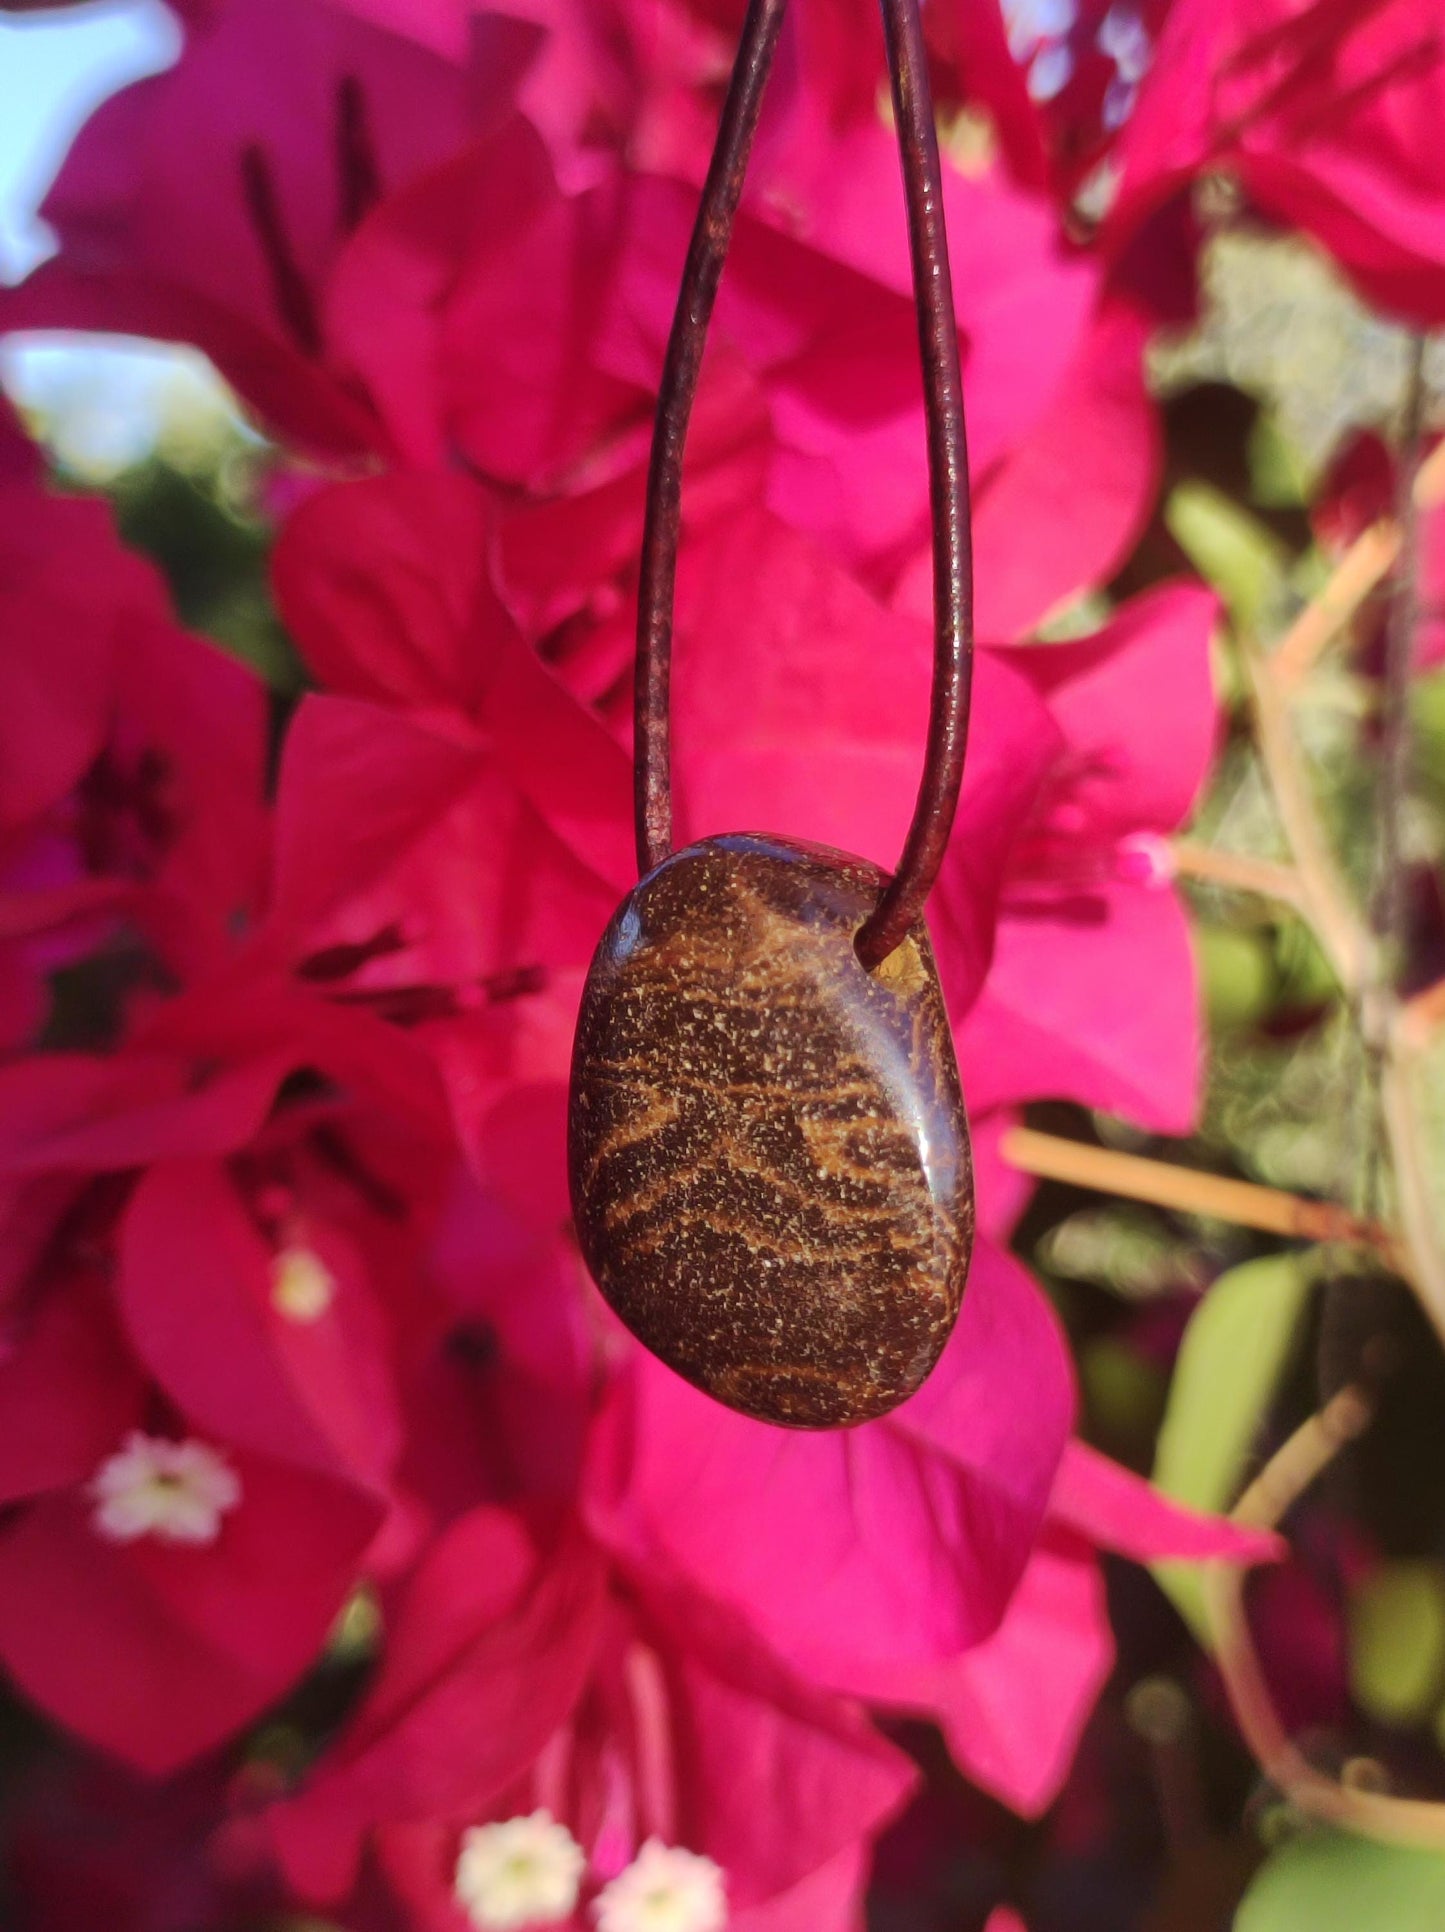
[
  {"left": 1165, "top": 481, "right": 1290, "bottom": 629},
  {"left": 1411, "top": 668, "right": 1445, "bottom": 769},
  {"left": 1198, "top": 922, "right": 1278, "bottom": 1032},
  {"left": 1152, "top": 1254, "right": 1313, "bottom": 1637},
  {"left": 1247, "top": 410, "right": 1311, "bottom": 510},
  {"left": 1350, "top": 1562, "right": 1445, "bottom": 1726},
  {"left": 1236, "top": 1834, "right": 1445, "bottom": 1932}
]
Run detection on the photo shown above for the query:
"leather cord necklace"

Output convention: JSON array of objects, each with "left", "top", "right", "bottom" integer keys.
[{"left": 567, "top": 0, "right": 976, "bottom": 1429}]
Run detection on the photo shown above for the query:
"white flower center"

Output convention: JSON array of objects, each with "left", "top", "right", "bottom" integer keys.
[
  {"left": 90, "top": 1431, "right": 242, "bottom": 1545},
  {"left": 454, "top": 1812, "right": 586, "bottom": 1930},
  {"left": 593, "top": 1842, "right": 726, "bottom": 1932},
  {"left": 270, "top": 1244, "right": 337, "bottom": 1322}
]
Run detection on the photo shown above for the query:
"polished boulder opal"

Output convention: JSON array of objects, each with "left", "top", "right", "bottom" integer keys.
[{"left": 567, "top": 833, "right": 973, "bottom": 1427}]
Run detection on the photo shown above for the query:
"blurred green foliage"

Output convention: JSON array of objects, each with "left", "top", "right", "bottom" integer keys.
[
  {"left": 1152, "top": 1254, "right": 1314, "bottom": 1639},
  {"left": 1237, "top": 1835, "right": 1445, "bottom": 1932},
  {"left": 1347, "top": 1562, "right": 1445, "bottom": 1727}
]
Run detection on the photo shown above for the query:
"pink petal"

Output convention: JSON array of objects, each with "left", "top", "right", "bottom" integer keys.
[
  {"left": 0, "top": 1048, "right": 291, "bottom": 1178},
  {"left": 269, "top": 1508, "right": 605, "bottom": 1900},
  {"left": 1049, "top": 1440, "right": 1283, "bottom": 1566},
  {"left": 732, "top": 1845, "right": 872, "bottom": 1932},
  {"left": 585, "top": 1239, "right": 1072, "bottom": 1683},
  {"left": 671, "top": 505, "right": 935, "bottom": 867},
  {"left": 118, "top": 1160, "right": 401, "bottom": 1490},
  {"left": 263, "top": 694, "right": 484, "bottom": 942},
  {"left": 0, "top": 1278, "right": 144, "bottom": 1506},
  {"left": 272, "top": 472, "right": 515, "bottom": 713},
  {"left": 897, "top": 302, "right": 1161, "bottom": 641},
  {"left": 935, "top": 1538, "right": 1111, "bottom": 1817},
  {"left": 648, "top": 1586, "right": 917, "bottom": 1907},
  {"left": 0, "top": 490, "right": 130, "bottom": 832},
  {"left": 1006, "top": 582, "right": 1221, "bottom": 839},
  {"left": 1114, "top": 0, "right": 1445, "bottom": 326},
  {"left": 929, "top": 660, "right": 1063, "bottom": 1017},
  {"left": 0, "top": 1460, "right": 377, "bottom": 1775},
  {"left": 959, "top": 875, "right": 1201, "bottom": 1133}
]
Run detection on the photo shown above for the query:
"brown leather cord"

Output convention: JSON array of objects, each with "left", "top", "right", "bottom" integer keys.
[
  {"left": 855, "top": 0, "right": 973, "bottom": 967},
  {"left": 633, "top": 0, "right": 973, "bottom": 972},
  {"left": 633, "top": 0, "right": 789, "bottom": 876}
]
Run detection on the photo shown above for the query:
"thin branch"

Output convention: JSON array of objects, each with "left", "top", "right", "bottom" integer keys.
[
  {"left": 1379, "top": 1040, "right": 1445, "bottom": 1349},
  {"left": 1245, "top": 641, "right": 1377, "bottom": 995},
  {"left": 1363, "top": 346, "right": 1445, "bottom": 1345},
  {"left": 1267, "top": 432, "right": 1437, "bottom": 695},
  {"left": 1200, "top": 1388, "right": 1445, "bottom": 1850},
  {"left": 1273, "top": 521, "right": 1399, "bottom": 695},
  {"left": 1371, "top": 337, "right": 1428, "bottom": 1022},
  {"left": 1169, "top": 841, "right": 1306, "bottom": 912},
  {"left": 1274, "top": 433, "right": 1445, "bottom": 694},
  {"left": 1000, "top": 1127, "right": 1401, "bottom": 1263},
  {"left": 1240, "top": 389, "right": 1445, "bottom": 1353}
]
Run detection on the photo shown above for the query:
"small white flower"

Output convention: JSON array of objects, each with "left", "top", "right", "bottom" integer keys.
[
  {"left": 454, "top": 1812, "right": 587, "bottom": 1930},
  {"left": 270, "top": 1244, "right": 337, "bottom": 1322},
  {"left": 593, "top": 1841, "right": 726, "bottom": 1932},
  {"left": 90, "top": 1432, "right": 241, "bottom": 1545}
]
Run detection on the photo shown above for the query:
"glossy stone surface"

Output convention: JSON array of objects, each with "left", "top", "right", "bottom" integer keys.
[{"left": 567, "top": 833, "right": 973, "bottom": 1427}]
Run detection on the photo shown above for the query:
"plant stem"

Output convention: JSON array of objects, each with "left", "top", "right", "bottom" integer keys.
[
  {"left": 1273, "top": 521, "right": 1399, "bottom": 695},
  {"left": 1372, "top": 338, "right": 1427, "bottom": 997},
  {"left": 1000, "top": 1127, "right": 1399, "bottom": 1261},
  {"left": 1169, "top": 841, "right": 1305, "bottom": 910},
  {"left": 1245, "top": 641, "right": 1377, "bottom": 994},
  {"left": 1379, "top": 1040, "right": 1445, "bottom": 1347},
  {"left": 1178, "top": 347, "right": 1445, "bottom": 1856},
  {"left": 1200, "top": 1387, "right": 1445, "bottom": 1851},
  {"left": 1273, "top": 433, "right": 1445, "bottom": 694}
]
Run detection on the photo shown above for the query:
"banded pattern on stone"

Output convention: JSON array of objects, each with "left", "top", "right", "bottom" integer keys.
[{"left": 568, "top": 834, "right": 973, "bottom": 1427}]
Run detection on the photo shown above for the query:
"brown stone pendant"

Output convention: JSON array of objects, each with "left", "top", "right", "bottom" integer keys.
[
  {"left": 567, "top": 0, "right": 977, "bottom": 1428},
  {"left": 568, "top": 836, "right": 973, "bottom": 1427}
]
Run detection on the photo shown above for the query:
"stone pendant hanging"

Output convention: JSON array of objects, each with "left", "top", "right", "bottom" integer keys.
[{"left": 567, "top": 0, "right": 976, "bottom": 1428}]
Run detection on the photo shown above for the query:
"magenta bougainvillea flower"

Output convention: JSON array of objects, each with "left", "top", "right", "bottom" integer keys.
[
  {"left": 936, "top": 0, "right": 1445, "bottom": 326},
  {"left": 1107, "top": 0, "right": 1445, "bottom": 324},
  {"left": 265, "top": 1504, "right": 916, "bottom": 1932},
  {"left": 0, "top": 0, "right": 1370, "bottom": 1919},
  {"left": 958, "top": 578, "right": 1221, "bottom": 1149},
  {"left": 0, "top": 412, "right": 267, "bottom": 1041},
  {"left": 266, "top": 468, "right": 635, "bottom": 972},
  {"left": 320, "top": 98, "right": 1159, "bottom": 626},
  {"left": 855, "top": 1441, "right": 1280, "bottom": 1816},
  {"left": 0, "top": 974, "right": 455, "bottom": 1768},
  {"left": 585, "top": 1237, "right": 1074, "bottom": 1681},
  {"left": 1314, "top": 428, "right": 1445, "bottom": 671},
  {"left": 1, "top": 0, "right": 545, "bottom": 456}
]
